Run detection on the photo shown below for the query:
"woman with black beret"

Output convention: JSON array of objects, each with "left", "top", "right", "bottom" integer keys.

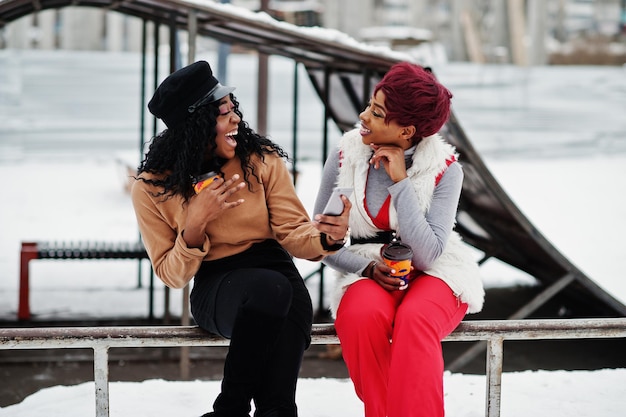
[{"left": 131, "top": 60, "right": 351, "bottom": 417}]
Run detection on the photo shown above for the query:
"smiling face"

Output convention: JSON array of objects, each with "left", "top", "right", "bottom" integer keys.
[
  {"left": 213, "top": 95, "right": 241, "bottom": 160},
  {"left": 358, "top": 90, "right": 415, "bottom": 150}
]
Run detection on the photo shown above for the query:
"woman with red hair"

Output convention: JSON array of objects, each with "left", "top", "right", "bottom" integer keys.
[{"left": 314, "top": 62, "right": 485, "bottom": 417}]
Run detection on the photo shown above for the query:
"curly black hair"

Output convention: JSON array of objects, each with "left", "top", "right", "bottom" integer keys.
[{"left": 137, "top": 95, "right": 288, "bottom": 202}]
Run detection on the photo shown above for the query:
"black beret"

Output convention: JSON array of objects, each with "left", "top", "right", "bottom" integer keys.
[{"left": 148, "top": 61, "right": 235, "bottom": 129}]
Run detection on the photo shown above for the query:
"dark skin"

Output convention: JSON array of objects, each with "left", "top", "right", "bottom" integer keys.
[
  {"left": 183, "top": 174, "right": 247, "bottom": 248},
  {"left": 183, "top": 96, "right": 351, "bottom": 249},
  {"left": 360, "top": 90, "right": 417, "bottom": 291},
  {"left": 314, "top": 195, "right": 352, "bottom": 245},
  {"left": 184, "top": 175, "right": 351, "bottom": 248},
  {"left": 368, "top": 144, "right": 414, "bottom": 291}
]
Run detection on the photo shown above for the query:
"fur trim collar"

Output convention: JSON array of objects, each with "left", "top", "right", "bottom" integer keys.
[{"left": 337, "top": 129, "right": 458, "bottom": 238}]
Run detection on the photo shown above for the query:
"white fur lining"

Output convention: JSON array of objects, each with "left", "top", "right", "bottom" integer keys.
[{"left": 328, "top": 130, "right": 485, "bottom": 318}]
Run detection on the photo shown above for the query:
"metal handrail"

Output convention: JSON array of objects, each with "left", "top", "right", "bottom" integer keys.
[{"left": 2, "top": 318, "right": 625, "bottom": 417}]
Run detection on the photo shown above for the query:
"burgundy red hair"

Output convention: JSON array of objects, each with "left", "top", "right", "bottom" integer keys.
[{"left": 373, "top": 62, "right": 453, "bottom": 139}]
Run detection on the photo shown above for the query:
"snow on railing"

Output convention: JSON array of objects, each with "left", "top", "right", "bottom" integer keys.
[{"left": 1, "top": 318, "right": 626, "bottom": 417}]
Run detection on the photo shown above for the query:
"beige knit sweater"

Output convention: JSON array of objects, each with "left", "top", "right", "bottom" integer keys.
[{"left": 131, "top": 152, "right": 328, "bottom": 289}]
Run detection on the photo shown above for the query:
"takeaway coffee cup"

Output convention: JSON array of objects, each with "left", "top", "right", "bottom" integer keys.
[
  {"left": 381, "top": 241, "right": 413, "bottom": 286},
  {"left": 193, "top": 171, "right": 221, "bottom": 194}
]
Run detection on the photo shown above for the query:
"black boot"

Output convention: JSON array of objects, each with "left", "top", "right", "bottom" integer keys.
[{"left": 211, "top": 308, "right": 286, "bottom": 417}]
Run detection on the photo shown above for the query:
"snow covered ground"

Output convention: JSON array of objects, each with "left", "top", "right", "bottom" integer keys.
[{"left": 2, "top": 369, "right": 625, "bottom": 417}]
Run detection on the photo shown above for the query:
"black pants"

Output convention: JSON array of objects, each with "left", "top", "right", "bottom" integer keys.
[{"left": 191, "top": 240, "right": 313, "bottom": 417}]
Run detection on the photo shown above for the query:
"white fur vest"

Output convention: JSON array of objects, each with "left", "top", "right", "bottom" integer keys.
[{"left": 328, "top": 129, "right": 485, "bottom": 316}]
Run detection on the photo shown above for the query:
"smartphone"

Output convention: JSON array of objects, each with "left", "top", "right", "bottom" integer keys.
[{"left": 322, "top": 187, "right": 353, "bottom": 215}]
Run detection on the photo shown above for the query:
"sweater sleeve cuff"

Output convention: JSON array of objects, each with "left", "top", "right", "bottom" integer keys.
[
  {"left": 320, "top": 232, "right": 346, "bottom": 252},
  {"left": 176, "top": 231, "right": 210, "bottom": 257}
]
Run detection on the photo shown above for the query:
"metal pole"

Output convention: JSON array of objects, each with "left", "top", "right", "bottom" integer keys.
[
  {"left": 148, "top": 21, "right": 160, "bottom": 321},
  {"left": 152, "top": 21, "right": 159, "bottom": 139},
  {"left": 621, "top": 0, "right": 626, "bottom": 35},
  {"left": 168, "top": 14, "right": 178, "bottom": 74},
  {"left": 137, "top": 19, "right": 147, "bottom": 291},
  {"left": 291, "top": 61, "right": 299, "bottom": 185},
  {"left": 179, "top": 8, "right": 198, "bottom": 381},
  {"left": 187, "top": 9, "right": 197, "bottom": 64},
  {"left": 161, "top": 15, "right": 180, "bottom": 325},
  {"left": 93, "top": 346, "right": 110, "bottom": 417},
  {"left": 485, "top": 338, "right": 503, "bottom": 417},
  {"left": 322, "top": 67, "right": 330, "bottom": 168},
  {"left": 317, "top": 66, "right": 331, "bottom": 315},
  {"left": 362, "top": 68, "right": 371, "bottom": 108},
  {"left": 139, "top": 19, "right": 147, "bottom": 160},
  {"left": 257, "top": 0, "right": 270, "bottom": 135},
  {"left": 217, "top": 0, "right": 231, "bottom": 83},
  {"left": 258, "top": 54, "right": 268, "bottom": 135}
]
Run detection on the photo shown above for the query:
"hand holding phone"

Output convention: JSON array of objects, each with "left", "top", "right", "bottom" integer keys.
[{"left": 322, "top": 187, "right": 353, "bottom": 215}]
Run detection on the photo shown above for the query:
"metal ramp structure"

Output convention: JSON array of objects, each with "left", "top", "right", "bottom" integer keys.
[{"left": 2, "top": 0, "right": 625, "bottom": 326}]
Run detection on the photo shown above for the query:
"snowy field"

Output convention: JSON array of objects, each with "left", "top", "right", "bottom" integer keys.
[
  {"left": 0, "top": 155, "right": 625, "bottom": 321},
  {"left": 2, "top": 369, "right": 625, "bottom": 417}
]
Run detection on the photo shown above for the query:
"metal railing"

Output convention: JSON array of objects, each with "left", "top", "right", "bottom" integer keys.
[{"left": 1, "top": 318, "right": 625, "bottom": 417}]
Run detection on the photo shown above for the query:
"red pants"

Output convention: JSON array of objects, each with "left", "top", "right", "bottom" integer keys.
[{"left": 335, "top": 275, "right": 468, "bottom": 417}]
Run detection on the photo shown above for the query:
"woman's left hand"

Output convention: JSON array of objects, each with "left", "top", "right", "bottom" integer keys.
[
  {"left": 369, "top": 144, "right": 408, "bottom": 183},
  {"left": 369, "top": 261, "right": 410, "bottom": 291},
  {"left": 313, "top": 195, "right": 352, "bottom": 245}
]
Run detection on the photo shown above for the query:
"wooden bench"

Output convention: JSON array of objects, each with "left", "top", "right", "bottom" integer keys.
[{"left": 18, "top": 241, "right": 153, "bottom": 321}]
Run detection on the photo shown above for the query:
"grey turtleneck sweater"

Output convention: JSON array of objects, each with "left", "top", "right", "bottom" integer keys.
[{"left": 313, "top": 145, "right": 463, "bottom": 276}]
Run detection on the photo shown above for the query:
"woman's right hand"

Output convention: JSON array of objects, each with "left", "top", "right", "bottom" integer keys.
[
  {"left": 183, "top": 174, "right": 246, "bottom": 248},
  {"left": 313, "top": 195, "right": 352, "bottom": 245}
]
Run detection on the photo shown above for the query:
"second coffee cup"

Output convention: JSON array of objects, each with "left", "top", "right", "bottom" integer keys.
[{"left": 381, "top": 241, "right": 413, "bottom": 286}]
